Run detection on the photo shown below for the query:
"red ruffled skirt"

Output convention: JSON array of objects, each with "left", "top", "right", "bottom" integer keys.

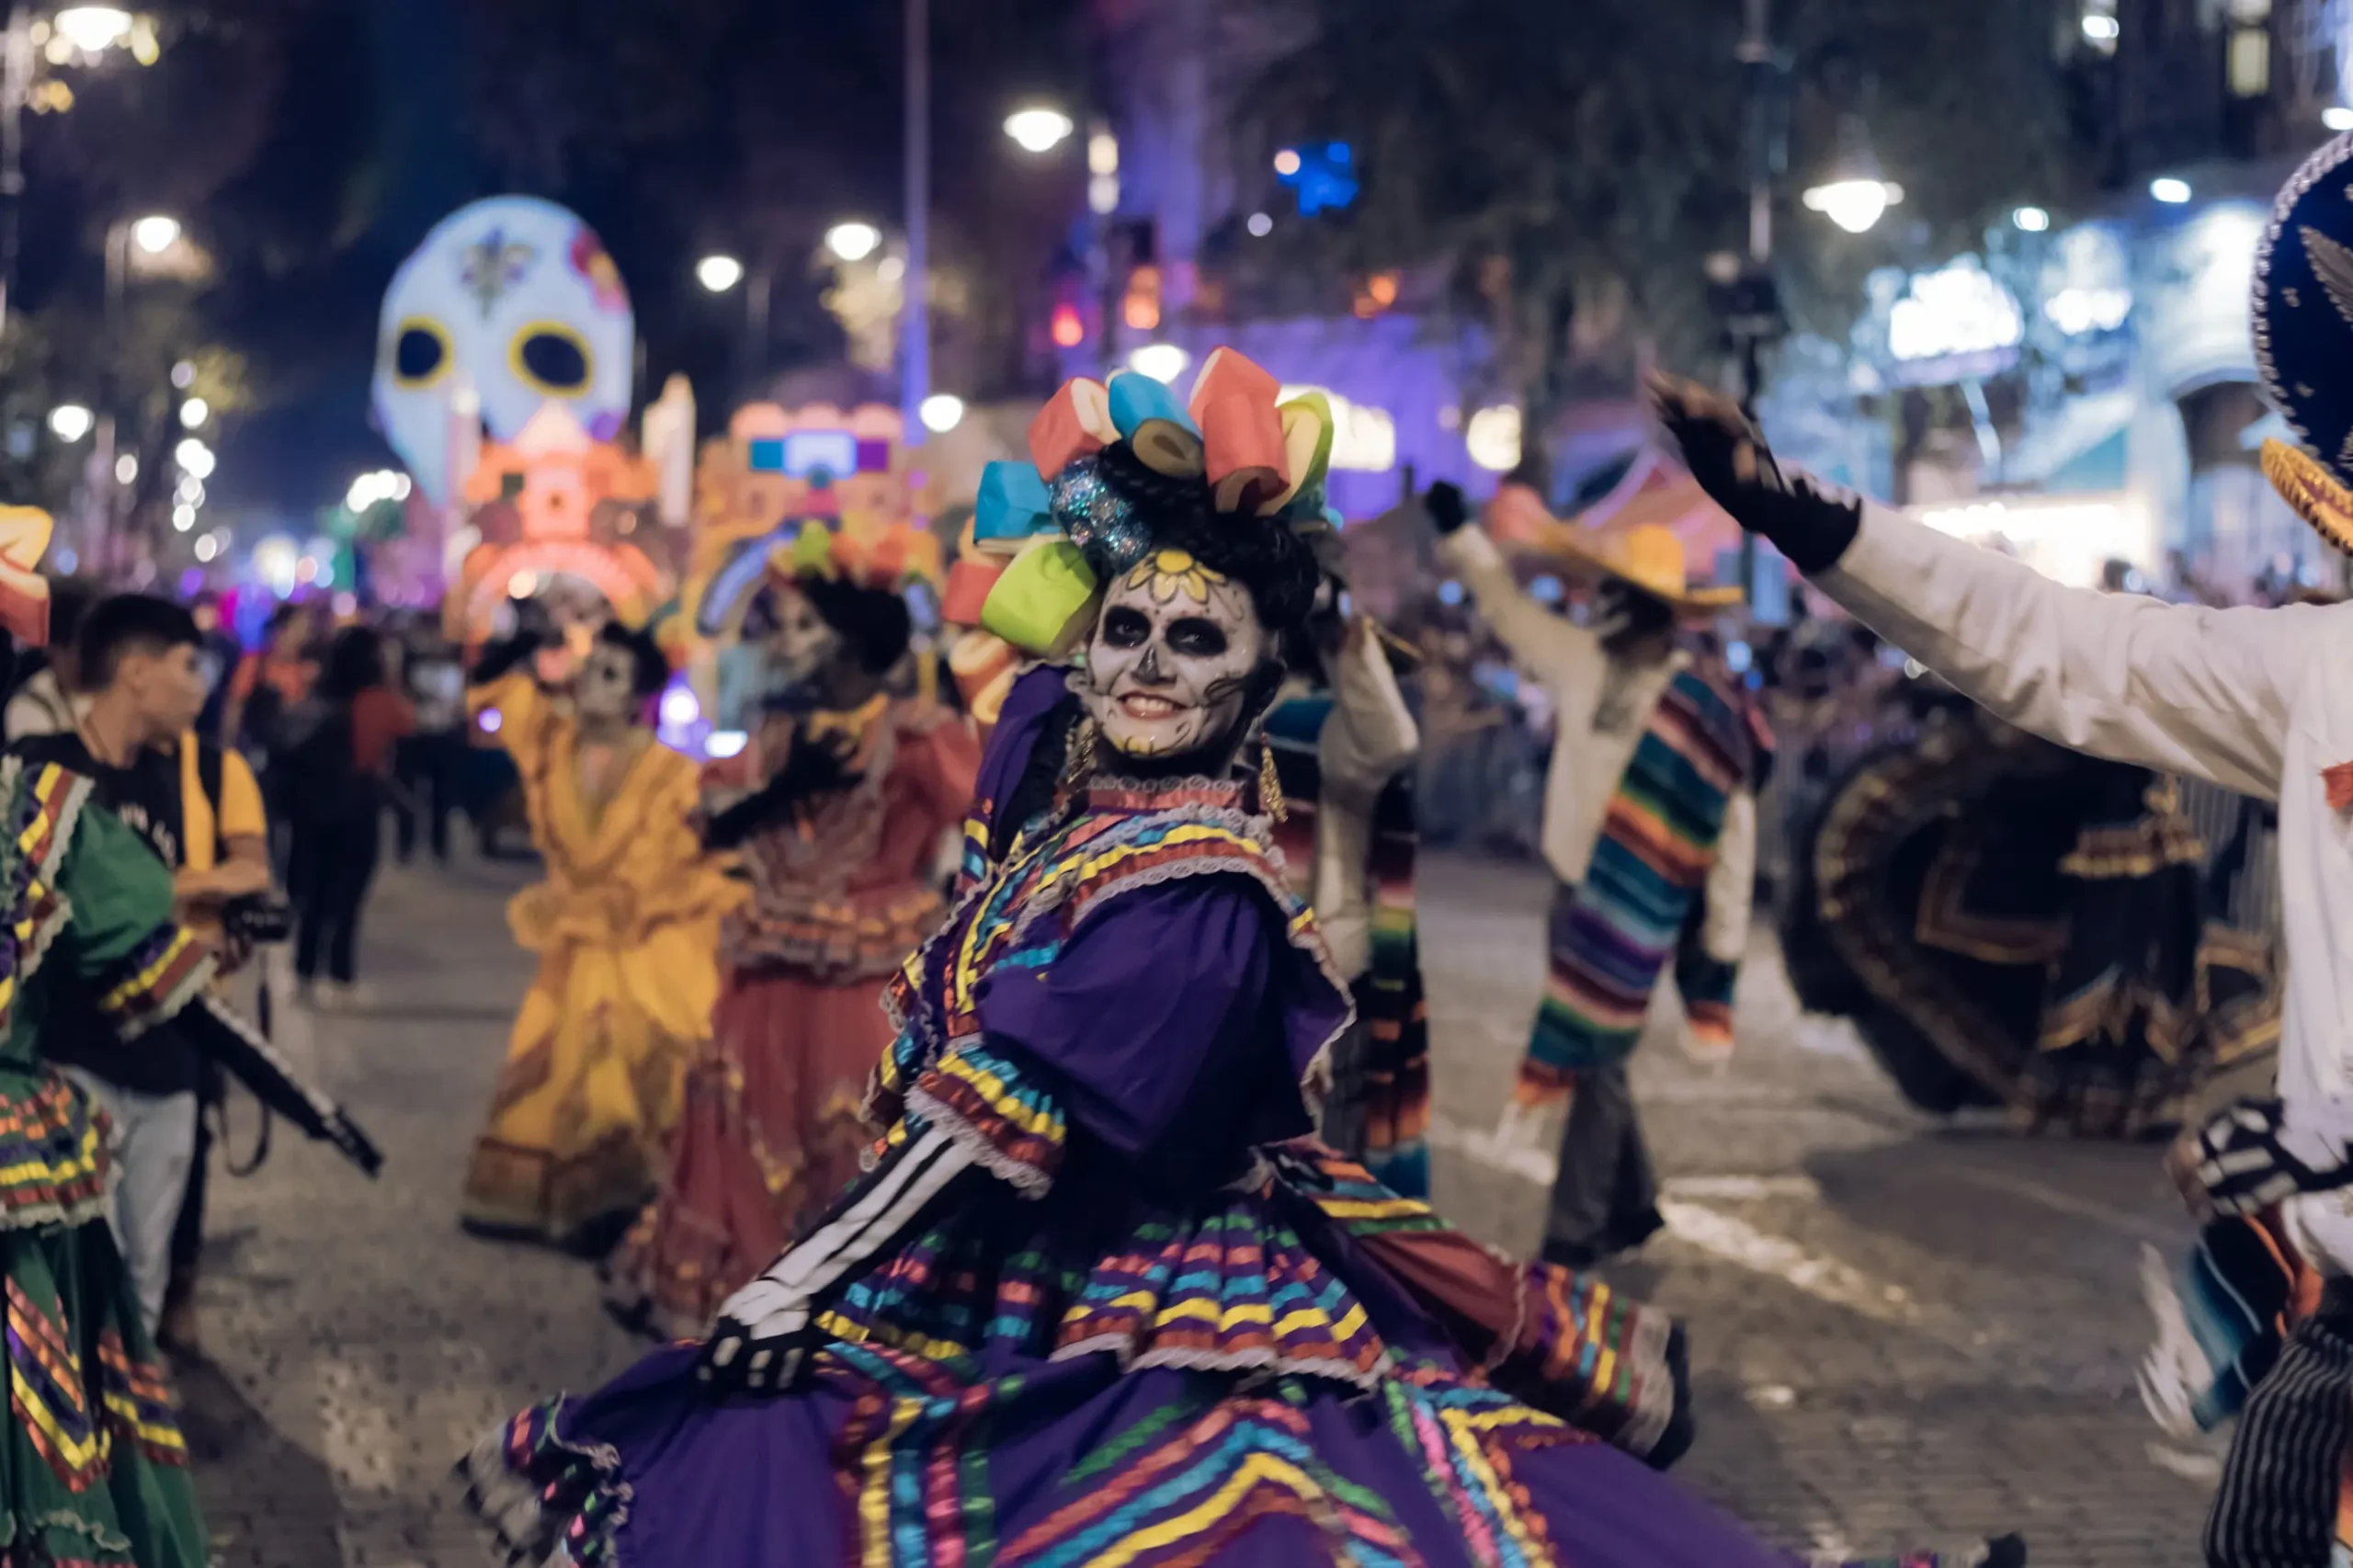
[{"left": 606, "top": 967, "right": 894, "bottom": 1338}]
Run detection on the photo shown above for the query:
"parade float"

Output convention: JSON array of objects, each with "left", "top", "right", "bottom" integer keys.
[
  {"left": 442, "top": 402, "right": 669, "bottom": 647},
  {"left": 367, "top": 194, "right": 643, "bottom": 619},
  {"left": 672, "top": 400, "right": 935, "bottom": 739}
]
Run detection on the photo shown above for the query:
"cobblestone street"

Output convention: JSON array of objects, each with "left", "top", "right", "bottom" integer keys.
[{"left": 179, "top": 847, "right": 2212, "bottom": 1566}]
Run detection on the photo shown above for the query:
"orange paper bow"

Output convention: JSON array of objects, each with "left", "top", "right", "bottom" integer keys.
[{"left": 0, "top": 508, "right": 53, "bottom": 648}]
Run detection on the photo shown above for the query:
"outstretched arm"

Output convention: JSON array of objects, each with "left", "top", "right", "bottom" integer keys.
[
  {"left": 1427, "top": 483, "right": 1605, "bottom": 684},
  {"left": 1816, "top": 504, "right": 2307, "bottom": 801},
  {"left": 1654, "top": 375, "right": 2311, "bottom": 802}
]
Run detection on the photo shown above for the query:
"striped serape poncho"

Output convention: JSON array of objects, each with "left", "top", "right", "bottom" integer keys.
[
  {"left": 1518, "top": 665, "right": 1756, "bottom": 1108},
  {"left": 1266, "top": 695, "right": 1432, "bottom": 1196}
]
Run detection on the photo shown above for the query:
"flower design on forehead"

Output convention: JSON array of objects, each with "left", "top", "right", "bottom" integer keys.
[
  {"left": 1124, "top": 549, "right": 1226, "bottom": 606},
  {"left": 952, "top": 347, "right": 1344, "bottom": 686}
]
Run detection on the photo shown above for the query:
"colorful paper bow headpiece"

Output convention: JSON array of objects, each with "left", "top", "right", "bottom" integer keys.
[
  {"left": 961, "top": 349, "right": 1342, "bottom": 667},
  {"left": 769, "top": 516, "right": 941, "bottom": 596},
  {"left": 2255, "top": 133, "right": 2353, "bottom": 551},
  {"left": 0, "top": 508, "right": 52, "bottom": 648}
]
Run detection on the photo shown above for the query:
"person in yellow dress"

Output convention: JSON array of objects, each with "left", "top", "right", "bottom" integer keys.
[{"left": 460, "top": 619, "right": 740, "bottom": 1250}]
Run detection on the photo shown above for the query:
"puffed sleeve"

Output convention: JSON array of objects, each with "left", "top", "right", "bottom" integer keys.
[
  {"left": 963, "top": 879, "right": 1340, "bottom": 1175},
  {"left": 52, "top": 791, "right": 211, "bottom": 1030},
  {"left": 469, "top": 670, "right": 555, "bottom": 776}
]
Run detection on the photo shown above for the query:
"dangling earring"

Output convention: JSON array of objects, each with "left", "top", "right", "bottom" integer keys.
[
  {"left": 1057, "top": 718, "right": 1099, "bottom": 815},
  {"left": 1257, "top": 739, "right": 1288, "bottom": 823}
]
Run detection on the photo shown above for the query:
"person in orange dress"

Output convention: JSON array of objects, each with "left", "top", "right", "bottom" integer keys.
[{"left": 607, "top": 529, "right": 977, "bottom": 1337}]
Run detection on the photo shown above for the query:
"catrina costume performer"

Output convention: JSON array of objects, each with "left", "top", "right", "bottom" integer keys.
[
  {"left": 0, "top": 508, "right": 381, "bottom": 1566},
  {"left": 1430, "top": 486, "right": 1767, "bottom": 1269},
  {"left": 460, "top": 621, "right": 742, "bottom": 1249},
  {"left": 607, "top": 522, "right": 980, "bottom": 1337},
  {"left": 1264, "top": 579, "right": 1430, "bottom": 1196},
  {"left": 1646, "top": 127, "right": 2353, "bottom": 1568},
  {"left": 1779, "top": 676, "right": 2278, "bottom": 1132},
  {"left": 461, "top": 355, "right": 2017, "bottom": 1568}
]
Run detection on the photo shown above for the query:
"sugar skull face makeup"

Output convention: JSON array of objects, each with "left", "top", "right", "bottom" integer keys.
[
  {"left": 766, "top": 585, "right": 840, "bottom": 687},
  {"left": 1080, "top": 549, "right": 1267, "bottom": 762},
  {"left": 575, "top": 641, "right": 641, "bottom": 727}
]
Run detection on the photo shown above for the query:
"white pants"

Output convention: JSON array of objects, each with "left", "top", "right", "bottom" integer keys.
[{"left": 64, "top": 1071, "right": 197, "bottom": 1335}]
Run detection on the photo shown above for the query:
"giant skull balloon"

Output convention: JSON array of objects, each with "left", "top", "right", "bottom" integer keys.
[{"left": 373, "top": 196, "right": 635, "bottom": 504}]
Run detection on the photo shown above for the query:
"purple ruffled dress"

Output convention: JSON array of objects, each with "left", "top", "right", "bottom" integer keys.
[{"left": 459, "top": 669, "right": 1812, "bottom": 1568}]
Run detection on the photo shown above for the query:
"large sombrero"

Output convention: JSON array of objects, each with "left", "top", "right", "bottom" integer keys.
[
  {"left": 2253, "top": 133, "right": 2353, "bottom": 551},
  {"left": 1488, "top": 483, "right": 1740, "bottom": 611}
]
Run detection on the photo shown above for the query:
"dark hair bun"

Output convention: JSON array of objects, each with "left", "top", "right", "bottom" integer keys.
[
  {"left": 797, "top": 576, "right": 914, "bottom": 676},
  {"left": 1083, "top": 443, "right": 1322, "bottom": 639}
]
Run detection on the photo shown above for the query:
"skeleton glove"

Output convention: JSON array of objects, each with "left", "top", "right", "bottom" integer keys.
[
  {"left": 1647, "top": 373, "right": 1862, "bottom": 575},
  {"left": 2186, "top": 1099, "right": 2353, "bottom": 1217}
]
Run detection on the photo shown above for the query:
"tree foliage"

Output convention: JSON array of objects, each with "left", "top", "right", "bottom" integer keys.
[{"left": 1264, "top": 0, "right": 2076, "bottom": 435}]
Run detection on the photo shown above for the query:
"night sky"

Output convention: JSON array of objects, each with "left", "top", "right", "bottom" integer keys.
[{"left": 12, "top": 0, "right": 1085, "bottom": 526}]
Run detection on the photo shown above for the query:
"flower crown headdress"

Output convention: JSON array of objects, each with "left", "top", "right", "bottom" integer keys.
[
  {"left": 765, "top": 500, "right": 943, "bottom": 597},
  {"left": 941, "top": 348, "right": 1340, "bottom": 721}
]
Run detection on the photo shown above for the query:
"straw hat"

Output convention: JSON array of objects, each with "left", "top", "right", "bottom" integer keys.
[{"left": 1544, "top": 521, "right": 1743, "bottom": 611}]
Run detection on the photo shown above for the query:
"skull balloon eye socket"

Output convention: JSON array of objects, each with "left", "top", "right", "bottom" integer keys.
[
  {"left": 510, "top": 322, "right": 594, "bottom": 396},
  {"left": 391, "top": 318, "right": 450, "bottom": 388}
]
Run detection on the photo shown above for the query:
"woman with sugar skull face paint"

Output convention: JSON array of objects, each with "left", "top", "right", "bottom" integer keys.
[
  {"left": 458, "top": 620, "right": 742, "bottom": 1252},
  {"left": 464, "top": 356, "right": 2004, "bottom": 1568},
  {"left": 605, "top": 532, "right": 979, "bottom": 1339}
]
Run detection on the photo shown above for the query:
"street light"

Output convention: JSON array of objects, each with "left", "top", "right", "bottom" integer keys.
[
  {"left": 129, "top": 212, "right": 179, "bottom": 255},
  {"left": 695, "top": 254, "right": 745, "bottom": 292},
  {"left": 51, "top": 6, "right": 131, "bottom": 54},
  {"left": 1128, "top": 343, "right": 1189, "bottom": 382},
  {"left": 2012, "top": 206, "right": 2052, "bottom": 233},
  {"left": 2328, "top": 107, "right": 2353, "bottom": 132},
  {"left": 1801, "top": 111, "right": 1903, "bottom": 235},
  {"left": 825, "top": 222, "right": 882, "bottom": 264},
  {"left": 47, "top": 403, "right": 91, "bottom": 441},
  {"left": 2151, "top": 176, "right": 2193, "bottom": 204},
  {"left": 918, "top": 392, "right": 965, "bottom": 434},
  {"left": 1003, "top": 106, "right": 1074, "bottom": 154},
  {"left": 1802, "top": 176, "right": 1903, "bottom": 234},
  {"left": 178, "top": 396, "right": 207, "bottom": 429}
]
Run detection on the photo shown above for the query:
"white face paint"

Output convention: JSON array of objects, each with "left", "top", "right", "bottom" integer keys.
[
  {"left": 575, "top": 642, "right": 641, "bottom": 727},
  {"left": 1079, "top": 549, "right": 1267, "bottom": 763},
  {"left": 766, "top": 585, "right": 840, "bottom": 687},
  {"left": 372, "top": 197, "right": 636, "bottom": 504}
]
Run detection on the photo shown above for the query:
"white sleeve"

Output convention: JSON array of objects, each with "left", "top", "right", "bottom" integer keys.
[
  {"left": 1700, "top": 789, "right": 1756, "bottom": 964},
  {"left": 1813, "top": 502, "right": 2314, "bottom": 801},
  {"left": 1319, "top": 624, "right": 1419, "bottom": 809},
  {"left": 1437, "top": 526, "right": 1603, "bottom": 686}
]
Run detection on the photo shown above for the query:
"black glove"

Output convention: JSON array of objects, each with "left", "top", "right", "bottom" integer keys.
[
  {"left": 1649, "top": 374, "right": 1862, "bottom": 574},
  {"left": 469, "top": 627, "right": 548, "bottom": 687},
  {"left": 697, "top": 1301, "right": 822, "bottom": 1394},
  {"left": 701, "top": 729, "right": 861, "bottom": 850},
  {"left": 1425, "top": 482, "right": 1471, "bottom": 537},
  {"left": 2186, "top": 1099, "right": 2353, "bottom": 1216}
]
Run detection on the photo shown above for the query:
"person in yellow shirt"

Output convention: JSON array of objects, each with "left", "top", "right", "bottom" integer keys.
[{"left": 165, "top": 722, "right": 275, "bottom": 1350}]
